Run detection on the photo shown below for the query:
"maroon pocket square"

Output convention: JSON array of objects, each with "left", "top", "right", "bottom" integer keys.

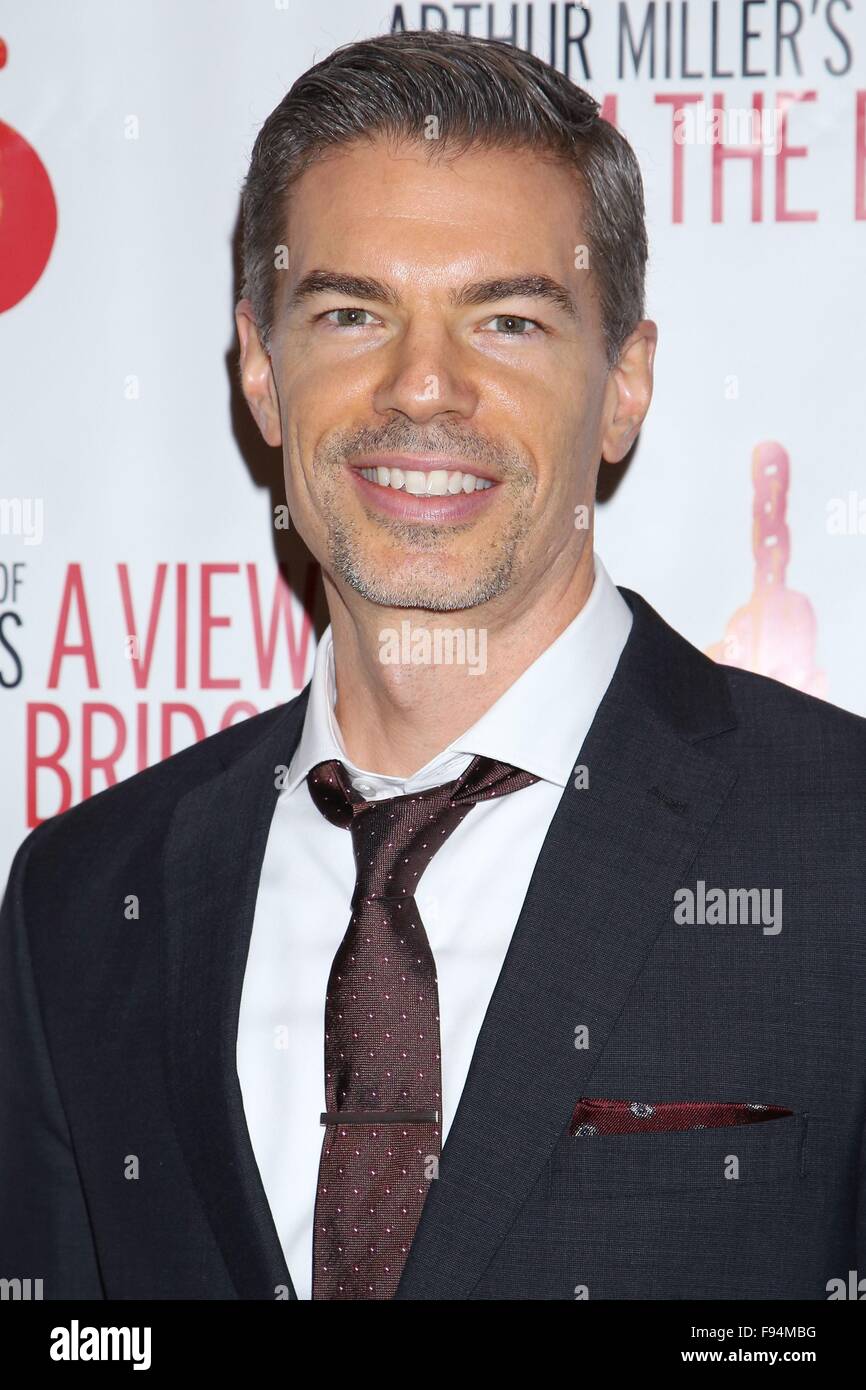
[{"left": 569, "top": 1098, "right": 793, "bottom": 1136}]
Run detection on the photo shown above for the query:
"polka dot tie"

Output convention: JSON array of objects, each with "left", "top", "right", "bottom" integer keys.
[{"left": 306, "top": 754, "right": 540, "bottom": 1299}]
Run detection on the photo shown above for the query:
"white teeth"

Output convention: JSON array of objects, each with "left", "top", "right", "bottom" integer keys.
[{"left": 357, "top": 465, "right": 494, "bottom": 494}]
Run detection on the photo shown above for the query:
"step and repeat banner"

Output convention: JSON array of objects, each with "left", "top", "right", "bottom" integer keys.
[{"left": 1, "top": 0, "right": 864, "bottom": 880}]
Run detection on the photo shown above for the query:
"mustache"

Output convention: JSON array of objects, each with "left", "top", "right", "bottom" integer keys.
[{"left": 316, "top": 421, "right": 530, "bottom": 480}]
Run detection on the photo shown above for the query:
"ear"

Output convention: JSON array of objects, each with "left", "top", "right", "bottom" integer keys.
[
  {"left": 235, "top": 299, "right": 282, "bottom": 447},
  {"left": 600, "top": 320, "right": 658, "bottom": 465}
]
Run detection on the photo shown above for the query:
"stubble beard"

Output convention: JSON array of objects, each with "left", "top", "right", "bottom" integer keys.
[
  {"left": 307, "top": 421, "right": 536, "bottom": 612},
  {"left": 321, "top": 485, "right": 534, "bottom": 613}
]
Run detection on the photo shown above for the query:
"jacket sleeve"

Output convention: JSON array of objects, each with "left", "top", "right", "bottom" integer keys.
[
  {"left": 858, "top": 1110, "right": 866, "bottom": 1277},
  {"left": 0, "top": 829, "right": 104, "bottom": 1298}
]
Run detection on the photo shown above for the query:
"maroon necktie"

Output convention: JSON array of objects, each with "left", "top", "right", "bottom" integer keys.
[{"left": 306, "top": 754, "right": 539, "bottom": 1300}]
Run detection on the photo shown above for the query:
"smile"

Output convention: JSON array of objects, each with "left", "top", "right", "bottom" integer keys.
[
  {"left": 348, "top": 456, "right": 500, "bottom": 522},
  {"left": 357, "top": 465, "right": 494, "bottom": 495}
]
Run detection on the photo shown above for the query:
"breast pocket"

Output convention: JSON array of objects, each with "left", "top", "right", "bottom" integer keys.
[{"left": 543, "top": 1111, "right": 809, "bottom": 1198}]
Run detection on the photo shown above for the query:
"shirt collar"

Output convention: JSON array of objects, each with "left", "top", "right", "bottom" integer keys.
[
  {"left": 284, "top": 552, "right": 632, "bottom": 798},
  {"left": 446, "top": 552, "right": 631, "bottom": 787}
]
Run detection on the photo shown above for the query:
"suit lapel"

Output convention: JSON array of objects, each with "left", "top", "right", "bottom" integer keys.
[
  {"left": 395, "top": 588, "right": 739, "bottom": 1299},
  {"left": 159, "top": 585, "right": 740, "bottom": 1302},
  {"left": 160, "top": 692, "right": 309, "bottom": 1299}
]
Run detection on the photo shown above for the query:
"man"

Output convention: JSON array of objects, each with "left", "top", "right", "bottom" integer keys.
[{"left": 1, "top": 29, "right": 864, "bottom": 1302}]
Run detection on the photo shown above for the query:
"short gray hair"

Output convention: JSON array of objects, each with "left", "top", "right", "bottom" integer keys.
[{"left": 240, "top": 29, "right": 648, "bottom": 368}]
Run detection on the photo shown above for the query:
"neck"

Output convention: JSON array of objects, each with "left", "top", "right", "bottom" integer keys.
[{"left": 324, "top": 541, "right": 596, "bottom": 778}]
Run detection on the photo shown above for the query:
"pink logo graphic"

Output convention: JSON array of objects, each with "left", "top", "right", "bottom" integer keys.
[
  {"left": 0, "top": 37, "right": 58, "bottom": 313},
  {"left": 706, "top": 442, "right": 827, "bottom": 698}
]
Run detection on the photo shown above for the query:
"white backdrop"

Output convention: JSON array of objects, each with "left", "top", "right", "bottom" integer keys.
[{"left": 2, "top": 0, "right": 865, "bottom": 880}]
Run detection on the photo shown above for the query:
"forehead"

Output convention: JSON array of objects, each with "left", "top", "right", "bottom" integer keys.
[{"left": 283, "top": 136, "right": 587, "bottom": 283}]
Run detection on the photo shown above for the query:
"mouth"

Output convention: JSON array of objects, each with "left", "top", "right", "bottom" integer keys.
[{"left": 347, "top": 455, "right": 500, "bottom": 523}]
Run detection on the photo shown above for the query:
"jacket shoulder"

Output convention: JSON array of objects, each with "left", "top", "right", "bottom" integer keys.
[
  {"left": 721, "top": 662, "right": 866, "bottom": 760},
  {"left": 621, "top": 586, "right": 866, "bottom": 771}
]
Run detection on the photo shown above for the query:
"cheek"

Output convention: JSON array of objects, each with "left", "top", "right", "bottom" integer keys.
[
  {"left": 279, "top": 437, "right": 323, "bottom": 536},
  {"left": 530, "top": 438, "right": 597, "bottom": 539}
]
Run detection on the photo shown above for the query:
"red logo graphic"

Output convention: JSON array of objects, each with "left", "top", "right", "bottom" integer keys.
[
  {"left": 0, "top": 38, "right": 58, "bottom": 313},
  {"left": 706, "top": 442, "right": 827, "bottom": 699}
]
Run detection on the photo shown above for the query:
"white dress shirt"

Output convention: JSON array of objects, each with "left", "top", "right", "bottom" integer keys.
[{"left": 236, "top": 553, "right": 632, "bottom": 1299}]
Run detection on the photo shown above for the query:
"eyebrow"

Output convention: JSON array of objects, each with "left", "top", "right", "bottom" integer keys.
[{"left": 286, "top": 269, "right": 580, "bottom": 323}]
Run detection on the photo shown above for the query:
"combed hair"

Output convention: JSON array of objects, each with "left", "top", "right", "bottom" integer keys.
[{"left": 239, "top": 29, "right": 648, "bottom": 367}]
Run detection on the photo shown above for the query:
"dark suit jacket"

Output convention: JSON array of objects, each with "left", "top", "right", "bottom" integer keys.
[{"left": 2, "top": 587, "right": 865, "bottom": 1300}]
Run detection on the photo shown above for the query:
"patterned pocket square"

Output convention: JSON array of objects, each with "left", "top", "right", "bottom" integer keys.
[{"left": 569, "top": 1097, "right": 793, "bottom": 1137}]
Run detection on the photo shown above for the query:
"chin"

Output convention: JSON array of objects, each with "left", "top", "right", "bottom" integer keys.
[
  {"left": 345, "top": 563, "right": 515, "bottom": 613},
  {"left": 325, "top": 516, "right": 521, "bottom": 612}
]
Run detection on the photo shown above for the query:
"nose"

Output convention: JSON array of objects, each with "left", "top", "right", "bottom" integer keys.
[{"left": 371, "top": 322, "right": 478, "bottom": 423}]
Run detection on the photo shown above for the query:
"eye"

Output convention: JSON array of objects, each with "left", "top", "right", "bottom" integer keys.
[
  {"left": 481, "top": 314, "right": 544, "bottom": 337},
  {"left": 319, "top": 307, "right": 378, "bottom": 328}
]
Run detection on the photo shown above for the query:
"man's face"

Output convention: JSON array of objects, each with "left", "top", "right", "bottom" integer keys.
[{"left": 239, "top": 135, "right": 651, "bottom": 614}]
